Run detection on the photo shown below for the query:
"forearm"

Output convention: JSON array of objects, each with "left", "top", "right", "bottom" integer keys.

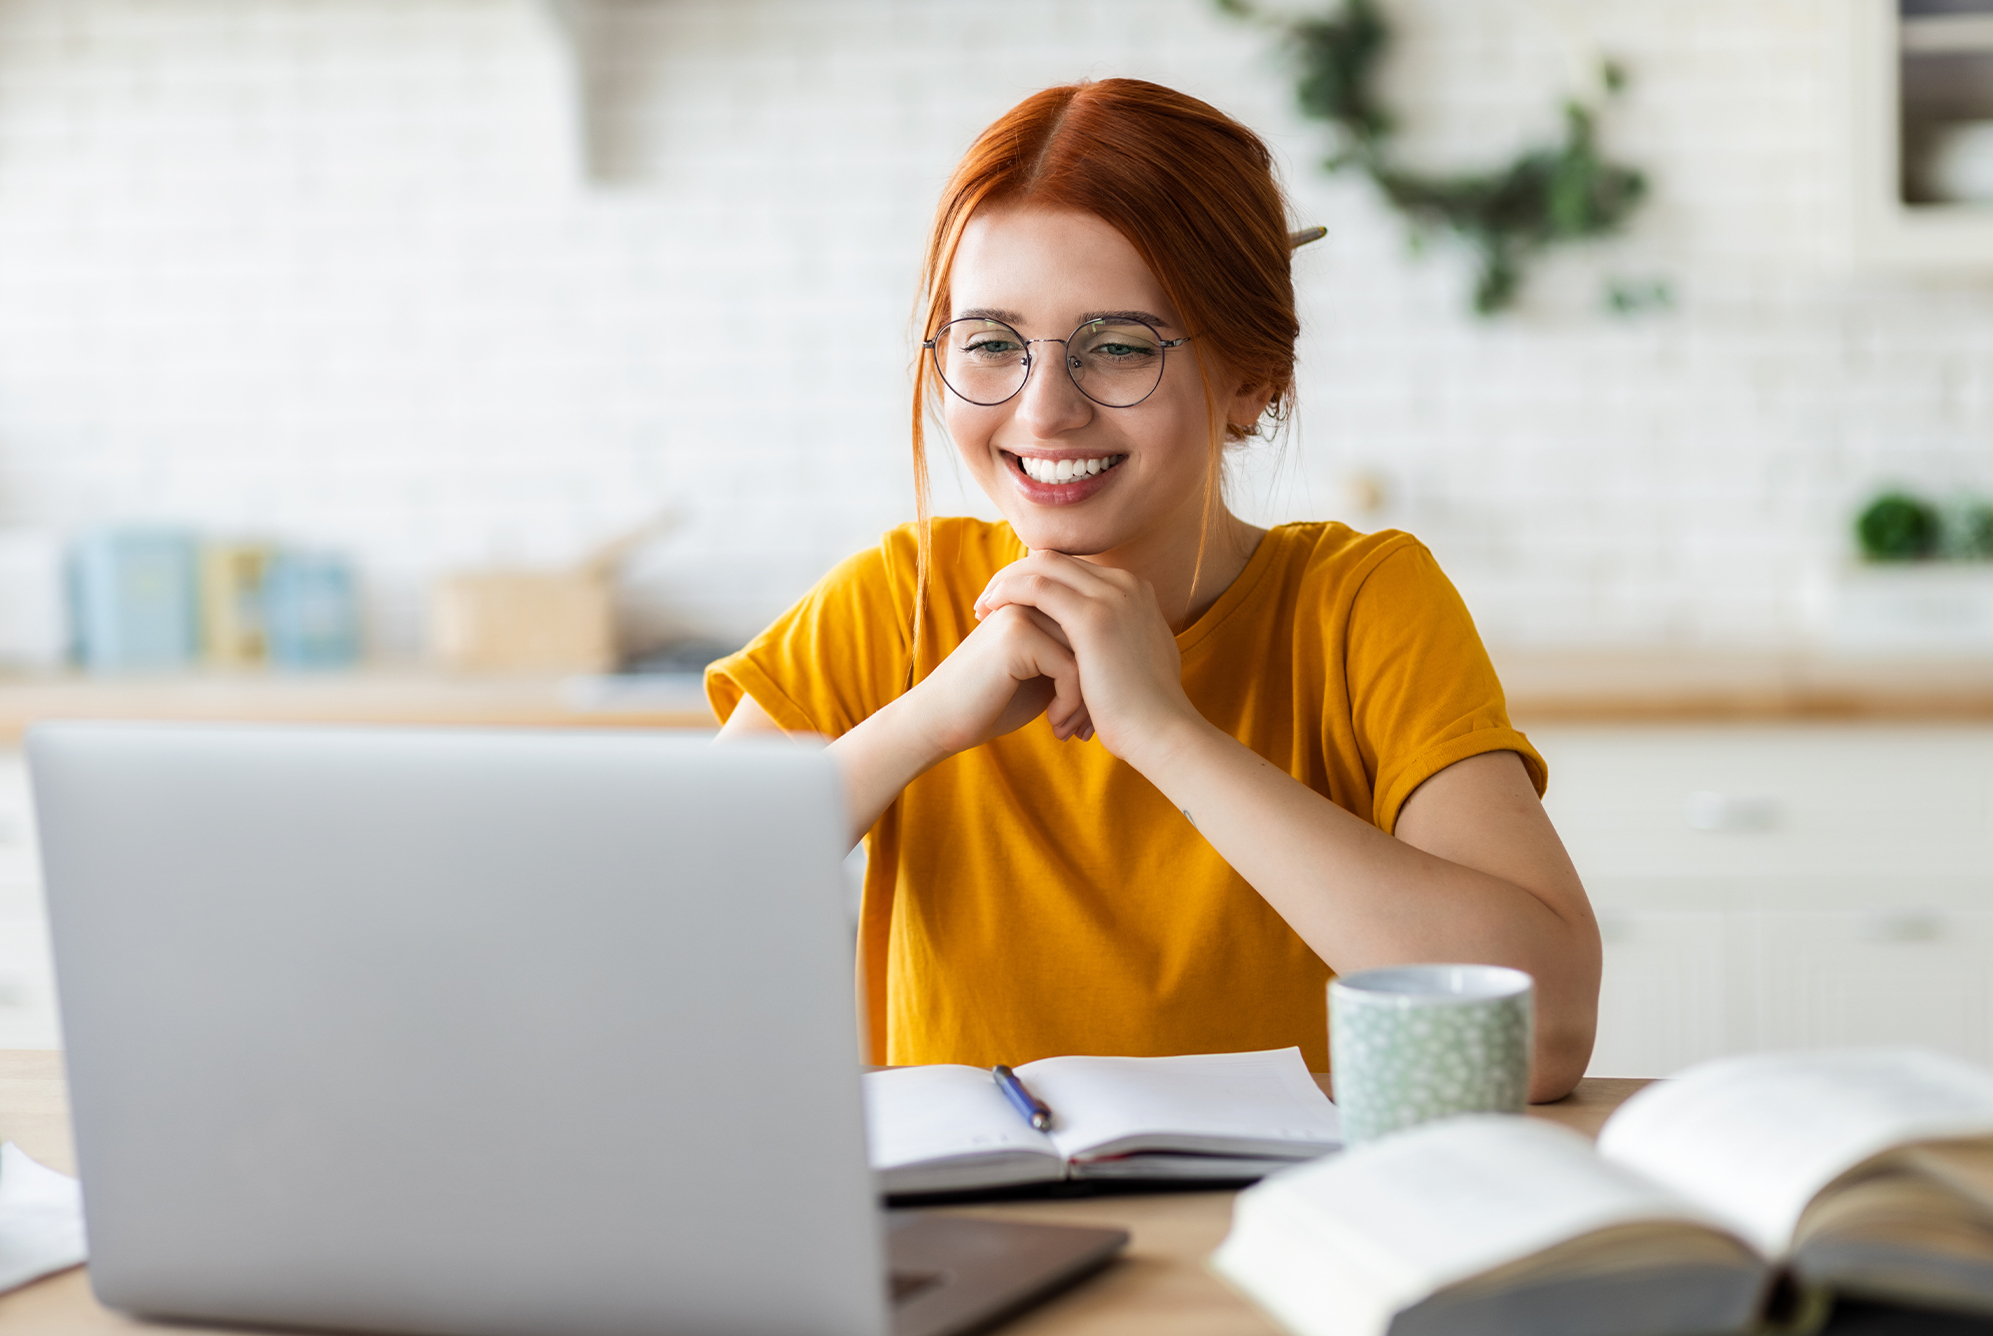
[
  {"left": 1131, "top": 719, "right": 1598, "bottom": 1100},
  {"left": 824, "top": 694, "right": 950, "bottom": 848}
]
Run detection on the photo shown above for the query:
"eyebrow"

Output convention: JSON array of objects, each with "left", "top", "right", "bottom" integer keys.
[{"left": 952, "top": 307, "right": 1179, "bottom": 331}]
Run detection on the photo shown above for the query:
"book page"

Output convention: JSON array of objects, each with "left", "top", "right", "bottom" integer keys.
[
  {"left": 1015, "top": 1048, "right": 1341, "bottom": 1162},
  {"left": 1213, "top": 1115, "right": 1740, "bottom": 1336},
  {"left": 862, "top": 1064, "right": 1060, "bottom": 1173},
  {"left": 1597, "top": 1049, "right": 1993, "bottom": 1257}
]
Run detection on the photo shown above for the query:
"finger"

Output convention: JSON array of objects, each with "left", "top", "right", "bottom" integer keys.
[
  {"left": 990, "top": 609, "right": 1089, "bottom": 735},
  {"left": 1043, "top": 665, "right": 1090, "bottom": 739},
  {"left": 980, "top": 568, "right": 1102, "bottom": 641},
  {"left": 1046, "top": 692, "right": 1092, "bottom": 739},
  {"left": 975, "top": 551, "right": 1118, "bottom": 619},
  {"left": 1020, "top": 605, "right": 1073, "bottom": 651}
]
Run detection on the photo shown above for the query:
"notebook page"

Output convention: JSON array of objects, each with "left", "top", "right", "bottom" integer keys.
[
  {"left": 1597, "top": 1049, "right": 1993, "bottom": 1257},
  {"left": 1214, "top": 1115, "right": 1738, "bottom": 1332},
  {"left": 1017, "top": 1048, "right": 1340, "bottom": 1162},
  {"left": 862, "top": 1065, "right": 1060, "bottom": 1171}
]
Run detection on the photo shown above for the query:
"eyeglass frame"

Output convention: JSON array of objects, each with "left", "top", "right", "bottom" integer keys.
[{"left": 921, "top": 315, "right": 1193, "bottom": 410}]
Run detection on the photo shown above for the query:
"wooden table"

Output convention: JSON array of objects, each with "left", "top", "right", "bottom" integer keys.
[{"left": 0, "top": 1051, "right": 1649, "bottom": 1334}]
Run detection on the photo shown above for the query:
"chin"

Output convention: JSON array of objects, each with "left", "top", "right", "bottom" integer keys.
[{"left": 1001, "top": 514, "right": 1117, "bottom": 558}]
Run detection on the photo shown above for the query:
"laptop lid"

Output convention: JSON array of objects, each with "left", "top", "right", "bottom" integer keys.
[{"left": 31, "top": 723, "right": 888, "bottom": 1336}]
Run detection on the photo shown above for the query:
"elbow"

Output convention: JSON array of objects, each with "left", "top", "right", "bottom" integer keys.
[
  {"left": 1528, "top": 897, "right": 1601, "bottom": 1103},
  {"left": 1527, "top": 1018, "right": 1595, "bottom": 1104}
]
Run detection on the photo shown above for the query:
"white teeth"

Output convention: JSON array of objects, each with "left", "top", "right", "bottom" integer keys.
[{"left": 1019, "top": 455, "right": 1121, "bottom": 485}]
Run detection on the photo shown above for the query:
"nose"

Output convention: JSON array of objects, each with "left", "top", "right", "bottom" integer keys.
[{"left": 1013, "top": 339, "right": 1093, "bottom": 436}]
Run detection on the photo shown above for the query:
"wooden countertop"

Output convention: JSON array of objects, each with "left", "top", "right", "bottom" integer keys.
[
  {"left": 0, "top": 1050, "right": 1648, "bottom": 1334},
  {"left": 1495, "top": 648, "right": 1993, "bottom": 722},
  {"left": 0, "top": 670, "right": 719, "bottom": 742},
  {"left": 1, "top": 650, "right": 1988, "bottom": 738}
]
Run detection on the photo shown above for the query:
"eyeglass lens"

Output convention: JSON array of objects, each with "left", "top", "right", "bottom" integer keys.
[{"left": 931, "top": 318, "right": 1171, "bottom": 408}]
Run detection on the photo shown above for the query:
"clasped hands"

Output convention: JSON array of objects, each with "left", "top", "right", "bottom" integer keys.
[{"left": 902, "top": 550, "right": 1201, "bottom": 769}]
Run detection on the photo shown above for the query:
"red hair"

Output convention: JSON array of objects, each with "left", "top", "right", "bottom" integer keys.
[{"left": 908, "top": 79, "right": 1299, "bottom": 674}]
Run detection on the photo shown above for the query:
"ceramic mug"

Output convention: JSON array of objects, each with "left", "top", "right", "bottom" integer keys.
[{"left": 1328, "top": 963, "right": 1533, "bottom": 1146}]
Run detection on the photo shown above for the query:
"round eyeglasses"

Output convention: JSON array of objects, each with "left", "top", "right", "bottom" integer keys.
[{"left": 924, "top": 316, "right": 1191, "bottom": 409}]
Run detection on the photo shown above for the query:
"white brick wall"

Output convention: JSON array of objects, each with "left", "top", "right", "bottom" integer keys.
[{"left": 0, "top": 0, "right": 1980, "bottom": 658}]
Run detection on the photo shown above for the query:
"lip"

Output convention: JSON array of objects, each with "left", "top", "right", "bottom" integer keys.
[{"left": 1001, "top": 451, "right": 1123, "bottom": 507}]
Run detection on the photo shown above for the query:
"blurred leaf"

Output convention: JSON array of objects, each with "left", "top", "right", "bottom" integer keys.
[
  {"left": 1857, "top": 493, "right": 1940, "bottom": 562},
  {"left": 1220, "top": 0, "right": 1655, "bottom": 315}
]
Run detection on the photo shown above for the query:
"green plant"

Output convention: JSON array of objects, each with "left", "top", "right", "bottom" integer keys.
[
  {"left": 1219, "top": 0, "right": 1651, "bottom": 315},
  {"left": 1941, "top": 497, "right": 1993, "bottom": 560},
  {"left": 1856, "top": 493, "right": 1940, "bottom": 562}
]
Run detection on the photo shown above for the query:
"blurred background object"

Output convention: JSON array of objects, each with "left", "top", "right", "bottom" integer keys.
[
  {"left": 429, "top": 511, "right": 679, "bottom": 675},
  {"left": 67, "top": 529, "right": 201, "bottom": 673},
  {"left": 1857, "top": 492, "right": 1942, "bottom": 562},
  {"left": 0, "top": 534, "right": 70, "bottom": 673},
  {"left": 200, "top": 542, "right": 274, "bottom": 668},
  {"left": 431, "top": 569, "right": 614, "bottom": 674},
  {"left": 263, "top": 552, "right": 362, "bottom": 671}
]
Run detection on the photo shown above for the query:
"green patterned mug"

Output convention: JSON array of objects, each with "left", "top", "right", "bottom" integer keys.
[{"left": 1328, "top": 964, "right": 1533, "bottom": 1146}]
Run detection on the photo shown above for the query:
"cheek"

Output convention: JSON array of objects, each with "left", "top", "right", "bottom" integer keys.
[
  {"left": 944, "top": 406, "right": 998, "bottom": 465},
  {"left": 1136, "top": 391, "right": 1212, "bottom": 472}
]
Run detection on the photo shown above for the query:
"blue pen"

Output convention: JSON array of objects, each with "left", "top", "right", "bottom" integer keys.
[{"left": 991, "top": 1065, "right": 1054, "bottom": 1131}]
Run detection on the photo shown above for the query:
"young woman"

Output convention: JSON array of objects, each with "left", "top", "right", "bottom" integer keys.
[{"left": 709, "top": 78, "right": 1600, "bottom": 1100}]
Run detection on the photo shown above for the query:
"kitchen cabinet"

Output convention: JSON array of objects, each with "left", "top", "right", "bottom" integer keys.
[
  {"left": 1844, "top": 0, "right": 1993, "bottom": 268},
  {"left": 0, "top": 754, "right": 57, "bottom": 1048},
  {"left": 1535, "top": 724, "right": 1993, "bottom": 1076}
]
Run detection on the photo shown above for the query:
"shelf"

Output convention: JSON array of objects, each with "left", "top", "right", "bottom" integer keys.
[
  {"left": 0, "top": 670, "right": 718, "bottom": 744},
  {"left": 1903, "top": 13, "right": 1993, "bottom": 55}
]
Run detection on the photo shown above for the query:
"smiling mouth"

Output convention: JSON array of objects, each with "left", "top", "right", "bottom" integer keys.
[{"left": 1009, "top": 453, "right": 1127, "bottom": 485}]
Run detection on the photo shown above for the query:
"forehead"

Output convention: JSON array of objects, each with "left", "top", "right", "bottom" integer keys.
[{"left": 949, "top": 205, "right": 1178, "bottom": 327}]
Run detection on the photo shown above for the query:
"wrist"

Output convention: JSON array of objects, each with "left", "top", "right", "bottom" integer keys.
[
  {"left": 1116, "top": 707, "right": 1222, "bottom": 780},
  {"left": 869, "top": 685, "right": 957, "bottom": 777}
]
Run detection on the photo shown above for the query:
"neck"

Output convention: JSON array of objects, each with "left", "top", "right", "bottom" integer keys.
[{"left": 1079, "top": 500, "right": 1265, "bottom": 633}]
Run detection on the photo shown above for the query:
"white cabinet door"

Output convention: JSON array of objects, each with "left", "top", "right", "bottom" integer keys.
[
  {"left": 1532, "top": 725, "right": 1993, "bottom": 1079},
  {"left": 1591, "top": 910, "right": 1746, "bottom": 1078},
  {"left": 1744, "top": 910, "right": 1993, "bottom": 1067}
]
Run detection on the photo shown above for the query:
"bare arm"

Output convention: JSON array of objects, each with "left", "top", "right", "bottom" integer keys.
[
  {"left": 714, "top": 601, "right": 1087, "bottom": 847},
  {"left": 1131, "top": 724, "right": 1598, "bottom": 1100},
  {"left": 975, "top": 552, "right": 1601, "bottom": 1101}
]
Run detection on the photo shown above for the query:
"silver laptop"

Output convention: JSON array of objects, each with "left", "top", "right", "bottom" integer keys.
[{"left": 30, "top": 723, "right": 1124, "bottom": 1336}]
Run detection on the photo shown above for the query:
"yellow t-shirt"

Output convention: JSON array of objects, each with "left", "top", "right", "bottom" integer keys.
[{"left": 706, "top": 518, "right": 1544, "bottom": 1070}]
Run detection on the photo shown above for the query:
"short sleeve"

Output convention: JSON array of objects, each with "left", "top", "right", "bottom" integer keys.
[
  {"left": 1344, "top": 542, "right": 1546, "bottom": 833},
  {"left": 704, "top": 536, "right": 914, "bottom": 739}
]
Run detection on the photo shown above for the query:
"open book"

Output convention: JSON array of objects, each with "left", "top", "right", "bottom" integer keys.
[
  {"left": 865, "top": 1048, "right": 1342, "bottom": 1196},
  {"left": 1213, "top": 1049, "right": 1993, "bottom": 1336}
]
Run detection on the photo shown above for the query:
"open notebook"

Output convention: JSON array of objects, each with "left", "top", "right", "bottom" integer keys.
[{"left": 865, "top": 1048, "right": 1342, "bottom": 1197}]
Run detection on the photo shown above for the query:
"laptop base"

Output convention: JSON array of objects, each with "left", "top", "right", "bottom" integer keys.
[{"left": 887, "top": 1212, "right": 1129, "bottom": 1336}]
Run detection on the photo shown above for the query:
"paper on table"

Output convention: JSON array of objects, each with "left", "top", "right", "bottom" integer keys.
[{"left": 0, "top": 1141, "right": 86, "bottom": 1294}]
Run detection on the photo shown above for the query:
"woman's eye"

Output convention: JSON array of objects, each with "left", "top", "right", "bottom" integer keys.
[
  {"left": 962, "top": 338, "right": 1023, "bottom": 358},
  {"left": 1085, "top": 340, "right": 1158, "bottom": 362}
]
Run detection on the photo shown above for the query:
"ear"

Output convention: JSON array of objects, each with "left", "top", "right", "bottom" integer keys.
[{"left": 1226, "top": 380, "right": 1275, "bottom": 435}]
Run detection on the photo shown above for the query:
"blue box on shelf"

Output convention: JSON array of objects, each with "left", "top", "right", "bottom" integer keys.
[
  {"left": 67, "top": 528, "right": 201, "bottom": 672},
  {"left": 263, "top": 552, "right": 361, "bottom": 670}
]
